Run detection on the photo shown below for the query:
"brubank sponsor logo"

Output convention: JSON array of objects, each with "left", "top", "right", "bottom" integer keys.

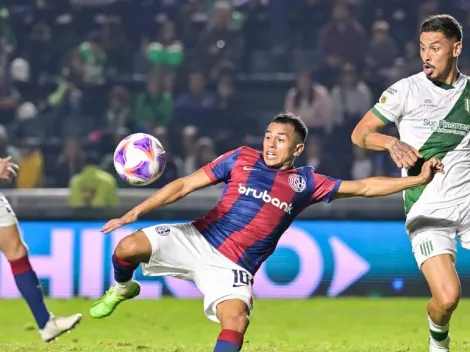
[{"left": 238, "top": 183, "right": 293, "bottom": 213}]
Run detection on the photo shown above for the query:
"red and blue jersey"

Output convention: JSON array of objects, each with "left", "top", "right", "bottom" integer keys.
[{"left": 193, "top": 146, "right": 342, "bottom": 275}]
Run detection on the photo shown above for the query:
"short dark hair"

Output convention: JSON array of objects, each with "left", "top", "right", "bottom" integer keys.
[
  {"left": 421, "top": 14, "right": 463, "bottom": 42},
  {"left": 270, "top": 112, "right": 308, "bottom": 143}
]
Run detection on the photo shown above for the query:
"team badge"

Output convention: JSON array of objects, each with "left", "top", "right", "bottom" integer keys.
[
  {"left": 419, "top": 239, "right": 434, "bottom": 257},
  {"left": 155, "top": 225, "right": 170, "bottom": 236},
  {"left": 288, "top": 174, "right": 307, "bottom": 193},
  {"left": 380, "top": 95, "right": 387, "bottom": 104}
]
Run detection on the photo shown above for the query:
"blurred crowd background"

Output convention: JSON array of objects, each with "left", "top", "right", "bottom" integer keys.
[{"left": 0, "top": 0, "right": 468, "bottom": 202}]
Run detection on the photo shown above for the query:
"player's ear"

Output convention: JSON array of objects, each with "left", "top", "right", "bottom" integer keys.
[
  {"left": 453, "top": 41, "right": 462, "bottom": 57},
  {"left": 293, "top": 143, "right": 304, "bottom": 157}
]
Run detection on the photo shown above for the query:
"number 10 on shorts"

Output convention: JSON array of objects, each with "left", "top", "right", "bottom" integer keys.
[{"left": 232, "top": 269, "right": 251, "bottom": 287}]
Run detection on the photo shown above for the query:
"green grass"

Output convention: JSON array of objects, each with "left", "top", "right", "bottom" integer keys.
[{"left": 0, "top": 298, "right": 469, "bottom": 351}]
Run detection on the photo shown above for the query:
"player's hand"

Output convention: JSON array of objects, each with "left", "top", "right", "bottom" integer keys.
[
  {"left": 101, "top": 209, "right": 140, "bottom": 234},
  {"left": 418, "top": 157, "right": 444, "bottom": 185},
  {"left": 0, "top": 157, "right": 18, "bottom": 181},
  {"left": 386, "top": 138, "right": 423, "bottom": 169}
]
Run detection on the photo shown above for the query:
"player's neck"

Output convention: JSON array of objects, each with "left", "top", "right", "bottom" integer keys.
[{"left": 439, "top": 66, "right": 460, "bottom": 86}]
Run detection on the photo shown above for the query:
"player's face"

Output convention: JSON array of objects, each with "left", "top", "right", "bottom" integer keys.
[
  {"left": 420, "top": 32, "right": 461, "bottom": 81},
  {"left": 263, "top": 123, "right": 304, "bottom": 170}
]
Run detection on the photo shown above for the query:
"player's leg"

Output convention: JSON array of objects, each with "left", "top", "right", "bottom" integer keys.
[
  {"left": 0, "top": 223, "right": 82, "bottom": 341},
  {"left": 89, "top": 230, "right": 150, "bottom": 318},
  {"left": 421, "top": 254, "right": 459, "bottom": 351},
  {"left": 214, "top": 299, "right": 250, "bottom": 352},
  {"left": 91, "top": 223, "right": 200, "bottom": 319},
  {"left": 410, "top": 225, "right": 458, "bottom": 352},
  {"left": 407, "top": 205, "right": 460, "bottom": 352},
  {"left": 195, "top": 257, "right": 254, "bottom": 352}
]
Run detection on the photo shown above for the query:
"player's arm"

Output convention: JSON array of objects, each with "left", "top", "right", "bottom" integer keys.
[
  {"left": 101, "top": 148, "right": 241, "bottom": 234},
  {"left": 101, "top": 169, "right": 212, "bottom": 233},
  {"left": 351, "top": 110, "right": 395, "bottom": 151},
  {"left": 132, "top": 169, "right": 212, "bottom": 216},
  {"left": 351, "top": 81, "right": 422, "bottom": 168},
  {"left": 333, "top": 158, "right": 443, "bottom": 199}
]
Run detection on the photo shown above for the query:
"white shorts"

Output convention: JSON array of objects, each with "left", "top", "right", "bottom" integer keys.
[
  {"left": 406, "top": 200, "right": 470, "bottom": 268},
  {"left": 141, "top": 223, "right": 254, "bottom": 323},
  {"left": 0, "top": 195, "right": 18, "bottom": 228}
]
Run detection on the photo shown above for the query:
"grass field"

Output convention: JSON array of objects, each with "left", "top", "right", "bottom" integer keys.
[{"left": 0, "top": 298, "right": 469, "bottom": 351}]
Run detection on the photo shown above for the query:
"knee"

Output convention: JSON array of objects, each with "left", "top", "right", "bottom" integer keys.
[
  {"left": 435, "top": 289, "right": 460, "bottom": 314},
  {"left": 217, "top": 301, "right": 250, "bottom": 333},
  {"left": 3, "top": 238, "right": 27, "bottom": 261},
  {"left": 114, "top": 231, "right": 151, "bottom": 262},
  {"left": 115, "top": 235, "right": 139, "bottom": 259},
  {"left": 221, "top": 311, "right": 249, "bottom": 333}
]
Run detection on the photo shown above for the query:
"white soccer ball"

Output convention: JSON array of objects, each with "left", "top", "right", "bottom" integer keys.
[{"left": 113, "top": 133, "right": 166, "bottom": 186}]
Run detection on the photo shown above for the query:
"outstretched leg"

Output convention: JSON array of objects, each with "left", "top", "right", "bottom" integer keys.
[
  {"left": 90, "top": 230, "right": 152, "bottom": 318},
  {"left": 0, "top": 223, "right": 81, "bottom": 342}
]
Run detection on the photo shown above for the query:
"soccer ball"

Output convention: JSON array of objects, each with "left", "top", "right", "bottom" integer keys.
[{"left": 113, "top": 133, "right": 166, "bottom": 186}]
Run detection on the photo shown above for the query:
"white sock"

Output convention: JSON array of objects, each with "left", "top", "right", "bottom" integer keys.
[
  {"left": 114, "top": 280, "right": 133, "bottom": 294},
  {"left": 428, "top": 314, "right": 450, "bottom": 344}
]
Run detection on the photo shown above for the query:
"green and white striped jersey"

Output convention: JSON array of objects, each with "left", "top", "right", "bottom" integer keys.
[{"left": 371, "top": 72, "right": 470, "bottom": 214}]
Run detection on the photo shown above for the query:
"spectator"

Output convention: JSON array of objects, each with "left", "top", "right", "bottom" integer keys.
[
  {"left": 101, "top": 18, "right": 132, "bottom": 74},
  {"left": 47, "top": 75, "right": 84, "bottom": 137},
  {"left": 176, "top": 71, "right": 217, "bottom": 129},
  {"left": 195, "top": 0, "right": 244, "bottom": 81},
  {"left": 305, "top": 135, "right": 324, "bottom": 170},
  {"left": 0, "top": 69, "right": 20, "bottom": 127},
  {"left": 134, "top": 74, "right": 173, "bottom": 132},
  {"left": 284, "top": 68, "right": 332, "bottom": 134},
  {"left": 133, "top": 36, "right": 152, "bottom": 75},
  {"left": 331, "top": 63, "right": 372, "bottom": 131},
  {"left": 78, "top": 31, "right": 107, "bottom": 85},
  {"left": 0, "top": 8, "right": 16, "bottom": 68},
  {"left": 63, "top": 50, "right": 85, "bottom": 87},
  {"left": 10, "top": 102, "right": 41, "bottom": 142},
  {"left": 189, "top": 137, "right": 218, "bottom": 173},
  {"left": 69, "top": 150, "right": 119, "bottom": 208},
  {"left": 294, "top": 0, "right": 332, "bottom": 50},
  {"left": 316, "top": 3, "right": 366, "bottom": 87},
  {"left": 27, "top": 23, "right": 57, "bottom": 81},
  {"left": 365, "top": 21, "right": 398, "bottom": 72},
  {"left": 397, "top": 41, "right": 425, "bottom": 79},
  {"left": 214, "top": 71, "right": 241, "bottom": 150},
  {"left": 146, "top": 20, "right": 184, "bottom": 75},
  {"left": 0, "top": 124, "right": 20, "bottom": 164},
  {"left": 103, "top": 85, "right": 132, "bottom": 133},
  {"left": 16, "top": 138, "right": 45, "bottom": 189},
  {"left": 55, "top": 137, "right": 86, "bottom": 187}
]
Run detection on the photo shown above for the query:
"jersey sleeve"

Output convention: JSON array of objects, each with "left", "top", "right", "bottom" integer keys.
[
  {"left": 202, "top": 148, "right": 242, "bottom": 184},
  {"left": 311, "top": 171, "right": 342, "bottom": 204},
  {"left": 370, "top": 79, "right": 407, "bottom": 124}
]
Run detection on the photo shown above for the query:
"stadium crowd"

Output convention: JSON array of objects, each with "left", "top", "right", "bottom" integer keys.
[{"left": 0, "top": 0, "right": 468, "bottom": 195}]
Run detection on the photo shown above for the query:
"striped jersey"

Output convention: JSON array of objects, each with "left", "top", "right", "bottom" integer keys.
[
  {"left": 372, "top": 72, "right": 470, "bottom": 214},
  {"left": 193, "top": 146, "right": 342, "bottom": 274}
]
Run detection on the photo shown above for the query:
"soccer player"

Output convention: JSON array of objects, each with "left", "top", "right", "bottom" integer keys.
[
  {"left": 91, "top": 113, "right": 442, "bottom": 352},
  {"left": 351, "top": 14, "right": 466, "bottom": 352},
  {"left": 0, "top": 157, "right": 82, "bottom": 342}
]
